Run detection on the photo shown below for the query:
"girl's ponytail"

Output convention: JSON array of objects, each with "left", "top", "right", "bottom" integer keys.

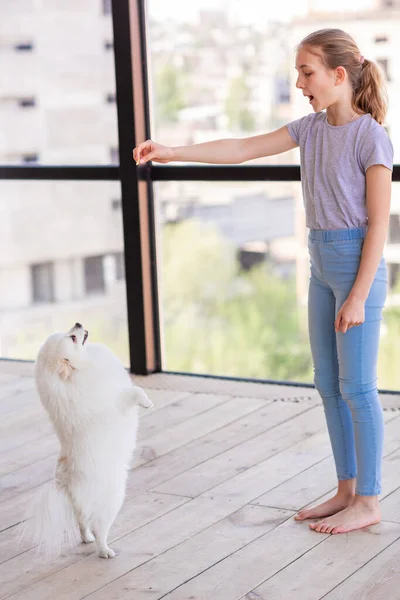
[{"left": 353, "top": 59, "right": 387, "bottom": 125}]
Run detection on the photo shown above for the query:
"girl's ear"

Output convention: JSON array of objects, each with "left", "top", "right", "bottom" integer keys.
[
  {"left": 335, "top": 66, "right": 346, "bottom": 85},
  {"left": 56, "top": 358, "right": 74, "bottom": 381}
]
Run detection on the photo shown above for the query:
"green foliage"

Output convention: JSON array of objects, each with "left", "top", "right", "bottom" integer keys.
[
  {"left": 225, "top": 75, "right": 256, "bottom": 132},
  {"left": 161, "top": 220, "right": 313, "bottom": 382},
  {"left": 379, "top": 306, "right": 400, "bottom": 389},
  {"left": 155, "top": 63, "right": 187, "bottom": 124}
]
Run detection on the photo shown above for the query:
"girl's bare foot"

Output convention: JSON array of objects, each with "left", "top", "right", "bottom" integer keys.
[
  {"left": 309, "top": 495, "right": 381, "bottom": 534},
  {"left": 295, "top": 479, "right": 356, "bottom": 521},
  {"left": 294, "top": 493, "right": 353, "bottom": 521}
]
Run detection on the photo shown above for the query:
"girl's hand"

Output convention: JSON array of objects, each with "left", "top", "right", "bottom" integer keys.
[
  {"left": 133, "top": 140, "right": 174, "bottom": 165},
  {"left": 334, "top": 297, "right": 365, "bottom": 334}
]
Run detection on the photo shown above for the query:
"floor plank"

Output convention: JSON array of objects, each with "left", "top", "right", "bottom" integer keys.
[
  {"left": 126, "top": 399, "right": 315, "bottom": 496},
  {"left": 85, "top": 506, "right": 295, "bottom": 600},
  {"left": 323, "top": 536, "right": 400, "bottom": 600},
  {"left": 242, "top": 522, "right": 400, "bottom": 600},
  {"left": 253, "top": 413, "right": 400, "bottom": 512},
  {"left": 152, "top": 405, "right": 325, "bottom": 497}
]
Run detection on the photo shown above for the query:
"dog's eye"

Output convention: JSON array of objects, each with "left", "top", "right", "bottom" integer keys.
[{"left": 70, "top": 335, "right": 77, "bottom": 343}]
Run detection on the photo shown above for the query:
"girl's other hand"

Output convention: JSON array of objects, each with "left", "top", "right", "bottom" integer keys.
[
  {"left": 334, "top": 297, "right": 365, "bottom": 334},
  {"left": 133, "top": 140, "right": 174, "bottom": 165}
]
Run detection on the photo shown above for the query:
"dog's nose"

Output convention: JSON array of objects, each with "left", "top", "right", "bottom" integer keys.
[{"left": 74, "top": 322, "right": 83, "bottom": 329}]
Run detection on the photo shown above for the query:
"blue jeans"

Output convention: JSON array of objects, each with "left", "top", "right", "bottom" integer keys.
[{"left": 308, "top": 226, "right": 387, "bottom": 496}]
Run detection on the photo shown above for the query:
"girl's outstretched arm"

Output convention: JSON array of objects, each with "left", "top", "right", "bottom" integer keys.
[{"left": 133, "top": 126, "right": 297, "bottom": 165}]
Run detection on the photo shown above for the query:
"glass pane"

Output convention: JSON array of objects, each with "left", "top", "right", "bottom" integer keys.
[
  {"left": 147, "top": 1, "right": 400, "bottom": 163},
  {"left": 156, "top": 180, "right": 400, "bottom": 389},
  {"left": 1, "top": 0, "right": 118, "bottom": 165},
  {"left": 155, "top": 180, "right": 313, "bottom": 383},
  {"left": 0, "top": 180, "right": 129, "bottom": 364},
  {"left": 380, "top": 183, "right": 400, "bottom": 389}
]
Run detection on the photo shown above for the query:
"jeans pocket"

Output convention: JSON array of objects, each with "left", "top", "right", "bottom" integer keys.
[{"left": 329, "top": 239, "right": 364, "bottom": 257}]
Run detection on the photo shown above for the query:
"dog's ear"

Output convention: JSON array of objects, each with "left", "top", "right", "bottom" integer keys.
[{"left": 56, "top": 359, "right": 74, "bottom": 381}]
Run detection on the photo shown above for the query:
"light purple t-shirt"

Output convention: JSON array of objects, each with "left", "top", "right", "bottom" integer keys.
[{"left": 286, "top": 112, "right": 394, "bottom": 230}]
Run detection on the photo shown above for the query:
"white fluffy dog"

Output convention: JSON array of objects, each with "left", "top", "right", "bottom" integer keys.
[{"left": 28, "top": 322, "right": 152, "bottom": 558}]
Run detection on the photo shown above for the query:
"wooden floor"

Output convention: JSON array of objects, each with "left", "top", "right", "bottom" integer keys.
[{"left": 2, "top": 362, "right": 400, "bottom": 600}]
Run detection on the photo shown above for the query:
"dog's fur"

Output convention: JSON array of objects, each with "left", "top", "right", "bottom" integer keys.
[{"left": 27, "top": 323, "right": 152, "bottom": 558}]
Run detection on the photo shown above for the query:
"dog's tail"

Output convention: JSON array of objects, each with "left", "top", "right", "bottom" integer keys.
[{"left": 19, "top": 482, "right": 79, "bottom": 558}]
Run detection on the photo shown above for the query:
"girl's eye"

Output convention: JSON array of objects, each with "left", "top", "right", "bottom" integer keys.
[
  {"left": 70, "top": 335, "right": 77, "bottom": 343},
  {"left": 305, "top": 73, "right": 312, "bottom": 77}
]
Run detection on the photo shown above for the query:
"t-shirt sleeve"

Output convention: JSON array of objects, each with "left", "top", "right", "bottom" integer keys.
[
  {"left": 360, "top": 126, "right": 394, "bottom": 173},
  {"left": 285, "top": 117, "right": 303, "bottom": 145},
  {"left": 285, "top": 113, "right": 314, "bottom": 146}
]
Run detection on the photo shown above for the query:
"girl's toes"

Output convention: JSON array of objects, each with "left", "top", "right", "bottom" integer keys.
[
  {"left": 314, "top": 521, "right": 327, "bottom": 533},
  {"left": 295, "top": 511, "right": 306, "bottom": 521},
  {"left": 326, "top": 526, "right": 335, "bottom": 534}
]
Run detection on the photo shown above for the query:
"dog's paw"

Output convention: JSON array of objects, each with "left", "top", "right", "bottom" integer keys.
[
  {"left": 136, "top": 388, "right": 153, "bottom": 409},
  {"left": 98, "top": 547, "right": 116, "bottom": 559},
  {"left": 81, "top": 531, "right": 95, "bottom": 544}
]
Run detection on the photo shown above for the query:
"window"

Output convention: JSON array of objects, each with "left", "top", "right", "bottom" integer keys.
[
  {"left": 390, "top": 263, "right": 400, "bottom": 289},
  {"left": 22, "top": 153, "right": 39, "bottom": 163},
  {"left": 275, "top": 77, "right": 290, "bottom": 104},
  {"left": 102, "top": 0, "right": 112, "bottom": 15},
  {"left": 115, "top": 253, "right": 125, "bottom": 280},
  {"left": 31, "top": 263, "right": 55, "bottom": 303},
  {"left": 154, "top": 180, "right": 309, "bottom": 381},
  {"left": 1, "top": 3, "right": 118, "bottom": 166},
  {"left": 389, "top": 214, "right": 400, "bottom": 243},
  {"left": 0, "top": 180, "right": 128, "bottom": 363},
  {"left": 18, "top": 97, "right": 36, "bottom": 108},
  {"left": 14, "top": 42, "right": 34, "bottom": 52},
  {"left": 110, "top": 147, "right": 119, "bottom": 163},
  {"left": 84, "top": 255, "right": 105, "bottom": 294},
  {"left": 377, "top": 58, "right": 390, "bottom": 80}
]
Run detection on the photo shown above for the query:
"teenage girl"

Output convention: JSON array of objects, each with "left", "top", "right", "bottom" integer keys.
[{"left": 133, "top": 28, "right": 393, "bottom": 534}]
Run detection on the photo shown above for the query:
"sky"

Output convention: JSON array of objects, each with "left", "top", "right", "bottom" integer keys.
[{"left": 147, "top": 0, "right": 374, "bottom": 25}]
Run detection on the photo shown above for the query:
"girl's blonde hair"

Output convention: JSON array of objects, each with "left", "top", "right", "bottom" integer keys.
[{"left": 299, "top": 28, "right": 388, "bottom": 125}]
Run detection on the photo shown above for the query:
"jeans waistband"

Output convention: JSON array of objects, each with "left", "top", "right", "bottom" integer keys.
[{"left": 309, "top": 226, "right": 367, "bottom": 242}]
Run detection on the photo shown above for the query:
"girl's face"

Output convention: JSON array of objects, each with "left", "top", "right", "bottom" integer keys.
[{"left": 295, "top": 46, "right": 339, "bottom": 112}]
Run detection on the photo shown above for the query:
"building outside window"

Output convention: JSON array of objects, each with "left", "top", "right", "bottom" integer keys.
[
  {"left": 31, "top": 262, "right": 55, "bottom": 303},
  {"left": 84, "top": 256, "right": 106, "bottom": 295}
]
